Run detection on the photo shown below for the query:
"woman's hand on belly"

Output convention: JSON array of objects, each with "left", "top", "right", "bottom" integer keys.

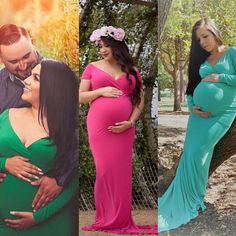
[
  {"left": 99, "top": 86, "right": 123, "bottom": 98},
  {"left": 202, "top": 73, "right": 219, "bottom": 83},
  {"left": 5, "top": 156, "right": 44, "bottom": 182},
  {"left": 108, "top": 120, "right": 133, "bottom": 133},
  {"left": 5, "top": 211, "right": 36, "bottom": 230},
  {"left": 192, "top": 106, "right": 212, "bottom": 118}
]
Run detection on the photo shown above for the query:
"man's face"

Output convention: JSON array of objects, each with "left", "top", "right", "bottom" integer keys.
[{"left": 0, "top": 36, "right": 38, "bottom": 79}]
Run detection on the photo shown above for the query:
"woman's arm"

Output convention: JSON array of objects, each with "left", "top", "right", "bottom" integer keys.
[
  {"left": 129, "top": 90, "right": 145, "bottom": 125},
  {"left": 219, "top": 47, "right": 236, "bottom": 86},
  {"left": 218, "top": 74, "right": 236, "bottom": 86},
  {"left": 0, "top": 156, "right": 42, "bottom": 182}
]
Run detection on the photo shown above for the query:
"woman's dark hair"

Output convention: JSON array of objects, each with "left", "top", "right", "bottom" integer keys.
[
  {"left": 39, "top": 59, "right": 78, "bottom": 175},
  {"left": 100, "top": 36, "right": 142, "bottom": 105},
  {"left": 186, "top": 17, "right": 222, "bottom": 95}
]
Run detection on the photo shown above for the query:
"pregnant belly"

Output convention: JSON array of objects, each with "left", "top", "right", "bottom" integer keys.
[
  {"left": 0, "top": 175, "right": 37, "bottom": 219},
  {"left": 87, "top": 95, "right": 133, "bottom": 127},
  {"left": 193, "top": 82, "right": 236, "bottom": 115}
]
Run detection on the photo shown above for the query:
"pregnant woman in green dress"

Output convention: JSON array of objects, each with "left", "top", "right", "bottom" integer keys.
[
  {"left": 158, "top": 18, "right": 236, "bottom": 232},
  {"left": 0, "top": 59, "right": 78, "bottom": 235}
]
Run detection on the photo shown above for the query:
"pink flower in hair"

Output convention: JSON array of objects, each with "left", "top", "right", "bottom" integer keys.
[
  {"left": 90, "top": 29, "right": 102, "bottom": 42},
  {"left": 100, "top": 26, "right": 109, "bottom": 36},
  {"left": 90, "top": 26, "right": 125, "bottom": 44},
  {"left": 107, "top": 26, "right": 116, "bottom": 34},
  {"left": 114, "top": 28, "right": 125, "bottom": 41}
]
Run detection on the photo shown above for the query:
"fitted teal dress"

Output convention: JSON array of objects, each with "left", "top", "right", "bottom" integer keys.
[
  {"left": 0, "top": 109, "right": 79, "bottom": 236},
  {"left": 158, "top": 47, "right": 236, "bottom": 232}
]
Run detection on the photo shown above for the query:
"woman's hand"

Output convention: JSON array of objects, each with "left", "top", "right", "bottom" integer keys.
[
  {"left": 108, "top": 120, "right": 133, "bottom": 133},
  {"left": 202, "top": 73, "right": 219, "bottom": 82},
  {"left": 99, "top": 87, "right": 123, "bottom": 97},
  {"left": 5, "top": 156, "right": 43, "bottom": 182},
  {"left": 192, "top": 106, "right": 211, "bottom": 118},
  {"left": 5, "top": 211, "right": 36, "bottom": 230}
]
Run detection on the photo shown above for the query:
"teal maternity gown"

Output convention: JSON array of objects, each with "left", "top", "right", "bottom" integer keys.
[
  {"left": 158, "top": 47, "right": 236, "bottom": 232},
  {"left": 0, "top": 109, "right": 78, "bottom": 236}
]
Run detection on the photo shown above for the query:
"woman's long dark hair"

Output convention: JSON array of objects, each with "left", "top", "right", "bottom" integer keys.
[
  {"left": 186, "top": 17, "right": 222, "bottom": 95},
  {"left": 101, "top": 36, "right": 142, "bottom": 105},
  {"left": 39, "top": 59, "right": 78, "bottom": 176}
]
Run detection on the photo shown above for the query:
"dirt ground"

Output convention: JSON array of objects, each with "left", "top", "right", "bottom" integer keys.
[
  {"left": 158, "top": 112, "right": 236, "bottom": 236},
  {"left": 79, "top": 210, "right": 157, "bottom": 236}
]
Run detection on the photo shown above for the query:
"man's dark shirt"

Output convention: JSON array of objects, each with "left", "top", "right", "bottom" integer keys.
[{"left": 0, "top": 65, "right": 78, "bottom": 186}]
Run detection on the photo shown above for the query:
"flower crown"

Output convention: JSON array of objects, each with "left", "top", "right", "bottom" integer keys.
[{"left": 90, "top": 26, "right": 125, "bottom": 44}]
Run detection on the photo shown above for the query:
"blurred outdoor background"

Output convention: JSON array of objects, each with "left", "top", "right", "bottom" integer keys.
[{"left": 0, "top": 0, "right": 79, "bottom": 72}]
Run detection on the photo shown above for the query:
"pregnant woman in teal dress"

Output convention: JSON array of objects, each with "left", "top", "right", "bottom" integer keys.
[
  {"left": 0, "top": 60, "right": 79, "bottom": 235},
  {"left": 158, "top": 17, "right": 236, "bottom": 232}
]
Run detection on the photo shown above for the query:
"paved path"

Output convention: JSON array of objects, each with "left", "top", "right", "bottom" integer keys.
[{"left": 158, "top": 113, "right": 188, "bottom": 146}]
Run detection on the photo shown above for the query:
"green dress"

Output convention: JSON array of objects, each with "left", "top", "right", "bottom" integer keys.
[
  {"left": 0, "top": 109, "right": 78, "bottom": 236},
  {"left": 158, "top": 47, "right": 236, "bottom": 232}
]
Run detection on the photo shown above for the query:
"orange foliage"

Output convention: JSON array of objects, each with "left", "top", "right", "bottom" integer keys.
[
  {"left": 35, "top": 0, "right": 79, "bottom": 71},
  {"left": 40, "top": 0, "right": 54, "bottom": 12},
  {"left": 9, "top": 0, "right": 31, "bottom": 11}
]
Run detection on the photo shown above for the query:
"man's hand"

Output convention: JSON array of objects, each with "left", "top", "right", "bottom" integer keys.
[
  {"left": 0, "top": 172, "right": 7, "bottom": 183},
  {"left": 5, "top": 211, "right": 36, "bottom": 230},
  {"left": 31, "top": 176, "right": 63, "bottom": 211}
]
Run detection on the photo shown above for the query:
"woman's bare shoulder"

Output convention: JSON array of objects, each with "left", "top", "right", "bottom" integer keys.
[{"left": 90, "top": 60, "right": 104, "bottom": 66}]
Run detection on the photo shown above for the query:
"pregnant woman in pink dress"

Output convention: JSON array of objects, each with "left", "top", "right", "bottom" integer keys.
[{"left": 79, "top": 26, "right": 157, "bottom": 234}]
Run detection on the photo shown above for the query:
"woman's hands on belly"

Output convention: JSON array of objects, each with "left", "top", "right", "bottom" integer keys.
[
  {"left": 193, "top": 80, "right": 228, "bottom": 115},
  {"left": 108, "top": 120, "right": 133, "bottom": 133},
  {"left": 192, "top": 106, "right": 211, "bottom": 118},
  {"left": 5, "top": 156, "right": 43, "bottom": 182},
  {"left": 202, "top": 73, "right": 219, "bottom": 83},
  {"left": 99, "top": 86, "right": 123, "bottom": 98},
  {"left": 5, "top": 211, "right": 36, "bottom": 230}
]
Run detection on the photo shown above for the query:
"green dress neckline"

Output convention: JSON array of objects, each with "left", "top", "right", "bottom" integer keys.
[{"left": 5, "top": 109, "right": 50, "bottom": 150}]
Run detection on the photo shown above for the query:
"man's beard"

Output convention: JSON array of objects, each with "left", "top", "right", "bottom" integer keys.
[{"left": 15, "top": 62, "right": 37, "bottom": 80}]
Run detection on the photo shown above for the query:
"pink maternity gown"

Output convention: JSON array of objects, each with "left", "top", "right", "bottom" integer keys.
[{"left": 82, "top": 64, "right": 157, "bottom": 234}]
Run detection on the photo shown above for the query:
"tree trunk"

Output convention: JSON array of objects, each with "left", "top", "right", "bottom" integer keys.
[
  {"left": 179, "top": 66, "right": 184, "bottom": 103},
  {"left": 173, "top": 72, "right": 181, "bottom": 111},
  {"left": 79, "top": 0, "right": 98, "bottom": 47},
  {"left": 158, "top": 84, "right": 161, "bottom": 101},
  {"left": 143, "top": 52, "right": 158, "bottom": 157},
  {"left": 158, "top": 0, "right": 172, "bottom": 43},
  {"left": 210, "top": 119, "right": 236, "bottom": 175}
]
